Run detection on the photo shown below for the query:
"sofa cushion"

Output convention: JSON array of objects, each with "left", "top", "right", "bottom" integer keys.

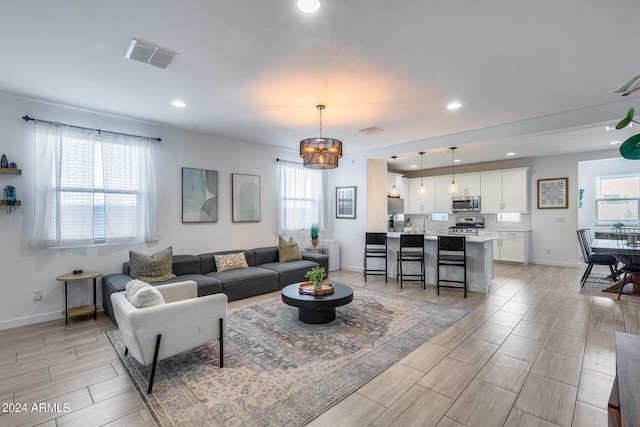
[
  {"left": 206, "top": 267, "right": 278, "bottom": 301},
  {"left": 125, "top": 279, "right": 165, "bottom": 308},
  {"left": 199, "top": 250, "right": 254, "bottom": 273},
  {"left": 259, "top": 259, "right": 319, "bottom": 288},
  {"left": 129, "top": 247, "right": 177, "bottom": 283},
  {"left": 214, "top": 252, "right": 249, "bottom": 272},
  {"left": 279, "top": 236, "right": 302, "bottom": 262}
]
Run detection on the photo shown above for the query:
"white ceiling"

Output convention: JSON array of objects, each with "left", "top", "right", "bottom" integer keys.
[{"left": 2, "top": 0, "right": 639, "bottom": 172}]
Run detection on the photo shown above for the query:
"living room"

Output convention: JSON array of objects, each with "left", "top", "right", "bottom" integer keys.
[{"left": 2, "top": 1, "right": 640, "bottom": 426}]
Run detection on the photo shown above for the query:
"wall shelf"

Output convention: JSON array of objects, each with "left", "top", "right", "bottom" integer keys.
[
  {"left": 0, "top": 167, "right": 21, "bottom": 175},
  {"left": 0, "top": 200, "right": 21, "bottom": 206}
]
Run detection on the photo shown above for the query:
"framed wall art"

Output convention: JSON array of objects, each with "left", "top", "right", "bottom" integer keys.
[
  {"left": 182, "top": 167, "right": 218, "bottom": 223},
  {"left": 336, "top": 186, "right": 357, "bottom": 219},
  {"left": 232, "top": 173, "right": 261, "bottom": 222},
  {"left": 537, "top": 177, "right": 568, "bottom": 209}
]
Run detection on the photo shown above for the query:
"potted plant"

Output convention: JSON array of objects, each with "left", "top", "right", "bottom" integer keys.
[
  {"left": 304, "top": 266, "right": 327, "bottom": 289},
  {"left": 310, "top": 223, "right": 319, "bottom": 247}
]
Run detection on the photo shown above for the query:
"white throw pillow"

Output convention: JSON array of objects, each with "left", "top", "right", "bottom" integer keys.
[{"left": 125, "top": 279, "right": 165, "bottom": 308}]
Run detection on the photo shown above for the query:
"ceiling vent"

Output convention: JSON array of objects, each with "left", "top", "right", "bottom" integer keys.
[
  {"left": 125, "top": 39, "right": 176, "bottom": 69},
  {"left": 359, "top": 126, "right": 385, "bottom": 135}
]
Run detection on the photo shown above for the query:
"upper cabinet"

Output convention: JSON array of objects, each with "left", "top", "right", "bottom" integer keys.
[
  {"left": 480, "top": 168, "right": 529, "bottom": 212},
  {"left": 406, "top": 177, "right": 435, "bottom": 213},
  {"left": 434, "top": 176, "right": 453, "bottom": 213},
  {"left": 451, "top": 173, "right": 481, "bottom": 197}
]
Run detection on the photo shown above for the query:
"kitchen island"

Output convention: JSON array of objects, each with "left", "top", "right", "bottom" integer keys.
[{"left": 386, "top": 232, "right": 497, "bottom": 294}]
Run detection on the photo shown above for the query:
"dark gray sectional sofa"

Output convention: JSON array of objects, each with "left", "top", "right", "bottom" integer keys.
[{"left": 102, "top": 246, "right": 328, "bottom": 322}]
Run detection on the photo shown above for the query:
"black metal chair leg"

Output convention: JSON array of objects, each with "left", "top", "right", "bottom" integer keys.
[
  {"left": 618, "top": 273, "right": 628, "bottom": 300},
  {"left": 124, "top": 347, "right": 129, "bottom": 356},
  {"left": 147, "top": 334, "right": 162, "bottom": 394},
  {"left": 219, "top": 318, "right": 224, "bottom": 368}
]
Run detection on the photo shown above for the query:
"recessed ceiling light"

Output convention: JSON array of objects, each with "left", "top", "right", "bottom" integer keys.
[
  {"left": 447, "top": 101, "right": 462, "bottom": 110},
  {"left": 454, "top": 159, "right": 461, "bottom": 163},
  {"left": 410, "top": 164, "right": 417, "bottom": 168},
  {"left": 610, "top": 140, "right": 622, "bottom": 145},
  {"left": 506, "top": 152, "right": 515, "bottom": 156},
  {"left": 171, "top": 100, "right": 186, "bottom": 108},
  {"left": 297, "top": 0, "right": 320, "bottom": 13}
]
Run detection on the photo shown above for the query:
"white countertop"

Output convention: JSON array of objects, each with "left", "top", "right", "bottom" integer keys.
[{"left": 387, "top": 232, "right": 498, "bottom": 243}]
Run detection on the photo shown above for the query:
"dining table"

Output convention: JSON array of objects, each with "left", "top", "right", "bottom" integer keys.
[{"left": 591, "top": 238, "right": 640, "bottom": 294}]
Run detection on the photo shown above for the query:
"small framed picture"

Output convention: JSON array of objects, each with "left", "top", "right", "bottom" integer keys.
[
  {"left": 538, "top": 177, "right": 568, "bottom": 209},
  {"left": 336, "top": 186, "right": 356, "bottom": 219}
]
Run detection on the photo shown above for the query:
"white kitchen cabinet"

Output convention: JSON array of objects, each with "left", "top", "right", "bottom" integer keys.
[
  {"left": 451, "top": 173, "right": 481, "bottom": 197},
  {"left": 406, "top": 177, "right": 435, "bottom": 213},
  {"left": 478, "top": 230, "right": 529, "bottom": 264},
  {"left": 434, "top": 176, "right": 452, "bottom": 213},
  {"left": 480, "top": 168, "right": 528, "bottom": 212}
]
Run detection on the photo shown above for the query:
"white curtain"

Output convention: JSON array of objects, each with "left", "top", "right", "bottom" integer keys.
[
  {"left": 31, "top": 121, "right": 158, "bottom": 247},
  {"left": 277, "top": 160, "right": 324, "bottom": 235}
]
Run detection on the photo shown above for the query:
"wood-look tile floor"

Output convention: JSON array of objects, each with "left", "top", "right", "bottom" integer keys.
[{"left": 1, "top": 263, "right": 638, "bottom": 426}]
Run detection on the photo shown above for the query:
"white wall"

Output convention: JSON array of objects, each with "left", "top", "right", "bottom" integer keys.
[{"left": 0, "top": 93, "right": 299, "bottom": 329}]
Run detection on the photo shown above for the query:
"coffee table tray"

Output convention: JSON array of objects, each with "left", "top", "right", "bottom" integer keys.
[{"left": 299, "top": 282, "right": 334, "bottom": 295}]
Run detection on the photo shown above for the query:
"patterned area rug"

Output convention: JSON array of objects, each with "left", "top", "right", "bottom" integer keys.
[{"left": 105, "top": 284, "right": 469, "bottom": 426}]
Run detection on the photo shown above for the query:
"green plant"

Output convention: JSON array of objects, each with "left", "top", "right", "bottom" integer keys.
[
  {"left": 310, "top": 224, "right": 319, "bottom": 240},
  {"left": 616, "top": 108, "right": 640, "bottom": 159},
  {"left": 304, "top": 266, "right": 326, "bottom": 287}
]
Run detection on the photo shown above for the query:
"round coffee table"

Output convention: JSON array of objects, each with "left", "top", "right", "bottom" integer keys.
[{"left": 281, "top": 282, "right": 353, "bottom": 324}]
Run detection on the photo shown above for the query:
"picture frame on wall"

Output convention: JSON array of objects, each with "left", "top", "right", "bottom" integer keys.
[
  {"left": 182, "top": 167, "right": 218, "bottom": 223},
  {"left": 336, "top": 186, "right": 357, "bottom": 219},
  {"left": 232, "top": 173, "right": 261, "bottom": 222},
  {"left": 537, "top": 177, "right": 568, "bottom": 209}
]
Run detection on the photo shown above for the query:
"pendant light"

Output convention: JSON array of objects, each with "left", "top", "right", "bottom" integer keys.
[
  {"left": 390, "top": 156, "right": 399, "bottom": 197},
  {"left": 418, "top": 151, "right": 426, "bottom": 194},
  {"left": 449, "top": 147, "right": 458, "bottom": 194},
  {"left": 299, "top": 105, "right": 343, "bottom": 169}
]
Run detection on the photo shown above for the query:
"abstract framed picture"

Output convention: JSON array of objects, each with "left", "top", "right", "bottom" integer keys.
[
  {"left": 537, "top": 177, "right": 568, "bottom": 209},
  {"left": 336, "top": 186, "right": 356, "bottom": 219},
  {"left": 182, "top": 167, "right": 218, "bottom": 223},
  {"left": 232, "top": 173, "right": 261, "bottom": 222}
]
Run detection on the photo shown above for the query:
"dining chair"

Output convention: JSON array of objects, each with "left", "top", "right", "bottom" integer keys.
[
  {"left": 576, "top": 229, "right": 618, "bottom": 287},
  {"left": 364, "top": 232, "right": 388, "bottom": 282},
  {"left": 396, "top": 234, "right": 425, "bottom": 288},
  {"left": 611, "top": 227, "right": 640, "bottom": 300},
  {"left": 437, "top": 235, "right": 467, "bottom": 298}
]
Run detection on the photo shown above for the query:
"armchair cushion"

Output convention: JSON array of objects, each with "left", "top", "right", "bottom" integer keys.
[{"left": 125, "top": 279, "right": 165, "bottom": 308}]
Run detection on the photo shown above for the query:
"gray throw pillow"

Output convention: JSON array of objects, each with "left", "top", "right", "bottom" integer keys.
[{"left": 279, "top": 236, "right": 302, "bottom": 262}]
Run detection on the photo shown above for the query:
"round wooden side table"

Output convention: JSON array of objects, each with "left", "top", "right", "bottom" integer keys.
[{"left": 56, "top": 271, "right": 103, "bottom": 325}]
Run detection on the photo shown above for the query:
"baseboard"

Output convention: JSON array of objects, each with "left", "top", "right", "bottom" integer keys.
[
  {"left": 0, "top": 305, "right": 105, "bottom": 331},
  {"left": 529, "top": 259, "right": 580, "bottom": 268}
]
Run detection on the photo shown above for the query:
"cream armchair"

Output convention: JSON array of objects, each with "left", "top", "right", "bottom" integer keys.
[{"left": 111, "top": 280, "right": 228, "bottom": 394}]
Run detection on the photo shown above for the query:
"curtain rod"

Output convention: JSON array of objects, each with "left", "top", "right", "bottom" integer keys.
[
  {"left": 276, "top": 158, "right": 303, "bottom": 165},
  {"left": 22, "top": 116, "right": 161, "bottom": 142}
]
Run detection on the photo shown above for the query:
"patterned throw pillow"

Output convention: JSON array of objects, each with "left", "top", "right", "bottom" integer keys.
[
  {"left": 129, "top": 247, "right": 177, "bottom": 283},
  {"left": 214, "top": 252, "right": 249, "bottom": 272},
  {"left": 279, "top": 236, "right": 302, "bottom": 262}
]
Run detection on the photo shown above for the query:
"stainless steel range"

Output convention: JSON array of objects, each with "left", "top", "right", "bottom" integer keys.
[{"left": 449, "top": 216, "right": 484, "bottom": 236}]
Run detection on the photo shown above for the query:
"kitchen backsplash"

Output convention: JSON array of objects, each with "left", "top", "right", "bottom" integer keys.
[{"left": 403, "top": 213, "right": 530, "bottom": 231}]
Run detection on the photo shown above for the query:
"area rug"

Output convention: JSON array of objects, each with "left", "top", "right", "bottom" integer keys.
[{"left": 105, "top": 284, "right": 469, "bottom": 427}]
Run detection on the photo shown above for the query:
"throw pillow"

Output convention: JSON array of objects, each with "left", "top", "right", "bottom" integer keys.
[
  {"left": 125, "top": 279, "right": 165, "bottom": 308},
  {"left": 129, "top": 247, "right": 177, "bottom": 283},
  {"left": 214, "top": 252, "right": 249, "bottom": 272},
  {"left": 279, "top": 236, "right": 302, "bottom": 262}
]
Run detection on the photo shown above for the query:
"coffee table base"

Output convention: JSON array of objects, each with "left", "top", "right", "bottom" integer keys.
[{"left": 298, "top": 307, "right": 336, "bottom": 324}]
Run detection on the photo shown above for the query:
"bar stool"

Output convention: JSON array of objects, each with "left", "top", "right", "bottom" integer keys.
[
  {"left": 437, "top": 235, "right": 467, "bottom": 298},
  {"left": 396, "top": 234, "right": 425, "bottom": 288},
  {"left": 364, "top": 232, "right": 388, "bottom": 282}
]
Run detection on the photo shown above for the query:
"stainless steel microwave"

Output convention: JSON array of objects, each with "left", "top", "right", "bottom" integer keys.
[{"left": 452, "top": 196, "right": 480, "bottom": 212}]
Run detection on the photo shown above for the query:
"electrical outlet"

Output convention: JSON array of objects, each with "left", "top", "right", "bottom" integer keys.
[{"left": 33, "top": 289, "right": 42, "bottom": 301}]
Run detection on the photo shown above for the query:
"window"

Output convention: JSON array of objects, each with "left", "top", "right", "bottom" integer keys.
[
  {"left": 31, "top": 122, "right": 158, "bottom": 247},
  {"left": 429, "top": 213, "right": 448, "bottom": 221},
  {"left": 277, "top": 161, "right": 324, "bottom": 233},
  {"left": 595, "top": 173, "right": 640, "bottom": 225}
]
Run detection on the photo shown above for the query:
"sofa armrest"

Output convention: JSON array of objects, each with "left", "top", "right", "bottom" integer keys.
[
  {"left": 155, "top": 280, "right": 198, "bottom": 303},
  {"left": 301, "top": 252, "right": 329, "bottom": 273}
]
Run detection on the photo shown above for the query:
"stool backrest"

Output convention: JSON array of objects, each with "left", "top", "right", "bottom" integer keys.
[
  {"left": 400, "top": 234, "right": 424, "bottom": 249},
  {"left": 438, "top": 235, "right": 465, "bottom": 252},
  {"left": 365, "top": 232, "right": 387, "bottom": 246}
]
